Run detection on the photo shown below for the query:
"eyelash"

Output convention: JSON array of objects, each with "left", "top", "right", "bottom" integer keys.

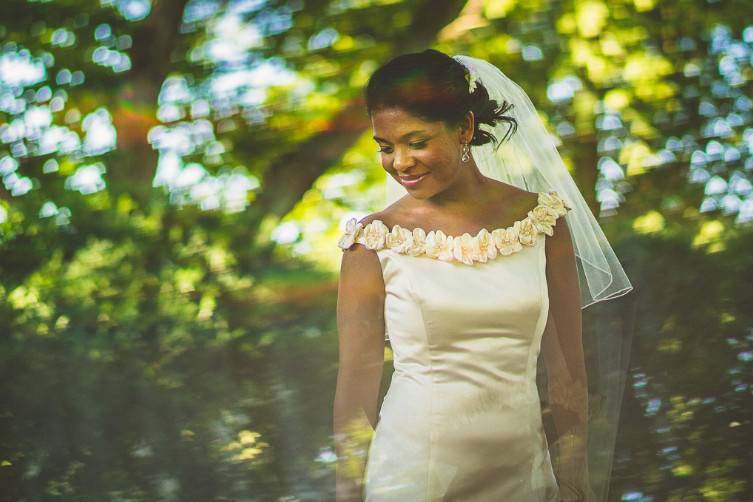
[{"left": 378, "top": 141, "right": 427, "bottom": 153}]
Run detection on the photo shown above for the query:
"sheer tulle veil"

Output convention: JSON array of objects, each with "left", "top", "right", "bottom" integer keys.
[{"left": 382, "top": 54, "right": 636, "bottom": 501}]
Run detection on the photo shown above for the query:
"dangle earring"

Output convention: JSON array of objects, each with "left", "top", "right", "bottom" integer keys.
[{"left": 461, "top": 143, "right": 470, "bottom": 163}]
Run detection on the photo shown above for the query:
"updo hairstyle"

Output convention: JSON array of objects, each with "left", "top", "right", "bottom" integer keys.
[{"left": 365, "top": 49, "right": 518, "bottom": 148}]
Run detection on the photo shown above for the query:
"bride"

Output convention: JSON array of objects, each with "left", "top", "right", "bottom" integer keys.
[{"left": 333, "top": 49, "right": 633, "bottom": 501}]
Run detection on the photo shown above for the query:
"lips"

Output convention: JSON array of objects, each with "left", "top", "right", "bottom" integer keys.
[
  {"left": 398, "top": 173, "right": 429, "bottom": 187},
  {"left": 399, "top": 173, "right": 428, "bottom": 180}
]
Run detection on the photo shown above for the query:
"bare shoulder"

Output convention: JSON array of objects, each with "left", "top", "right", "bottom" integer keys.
[
  {"left": 358, "top": 195, "right": 414, "bottom": 229},
  {"left": 339, "top": 210, "right": 386, "bottom": 282},
  {"left": 356, "top": 211, "right": 386, "bottom": 227},
  {"left": 493, "top": 180, "right": 538, "bottom": 205},
  {"left": 339, "top": 220, "right": 385, "bottom": 299},
  {"left": 545, "top": 202, "right": 574, "bottom": 259},
  {"left": 483, "top": 180, "right": 540, "bottom": 221}
]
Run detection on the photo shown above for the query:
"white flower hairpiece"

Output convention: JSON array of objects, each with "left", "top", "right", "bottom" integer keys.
[
  {"left": 453, "top": 56, "right": 478, "bottom": 94},
  {"left": 467, "top": 70, "right": 477, "bottom": 93}
]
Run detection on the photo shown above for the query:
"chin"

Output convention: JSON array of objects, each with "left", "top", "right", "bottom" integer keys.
[{"left": 407, "top": 188, "right": 444, "bottom": 202}]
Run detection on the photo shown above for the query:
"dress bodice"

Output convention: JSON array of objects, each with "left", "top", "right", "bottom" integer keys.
[{"left": 337, "top": 189, "right": 571, "bottom": 389}]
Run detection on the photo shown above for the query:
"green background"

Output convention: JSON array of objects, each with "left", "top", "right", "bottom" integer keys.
[{"left": 1, "top": 0, "right": 752, "bottom": 500}]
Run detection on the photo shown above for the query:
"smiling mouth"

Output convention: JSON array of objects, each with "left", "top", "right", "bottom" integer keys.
[
  {"left": 399, "top": 173, "right": 428, "bottom": 181},
  {"left": 398, "top": 173, "right": 429, "bottom": 187}
]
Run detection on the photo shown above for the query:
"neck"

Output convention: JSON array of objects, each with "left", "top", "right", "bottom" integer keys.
[{"left": 424, "top": 161, "right": 492, "bottom": 210}]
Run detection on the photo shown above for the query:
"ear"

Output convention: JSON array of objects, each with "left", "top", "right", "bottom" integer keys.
[{"left": 459, "top": 111, "right": 475, "bottom": 143}]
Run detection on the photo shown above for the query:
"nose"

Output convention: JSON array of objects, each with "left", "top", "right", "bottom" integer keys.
[{"left": 393, "top": 147, "right": 414, "bottom": 172}]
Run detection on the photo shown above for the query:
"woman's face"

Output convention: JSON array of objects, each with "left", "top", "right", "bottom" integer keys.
[{"left": 371, "top": 107, "right": 472, "bottom": 200}]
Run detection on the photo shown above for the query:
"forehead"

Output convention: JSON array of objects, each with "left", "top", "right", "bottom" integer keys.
[{"left": 370, "top": 107, "right": 445, "bottom": 141}]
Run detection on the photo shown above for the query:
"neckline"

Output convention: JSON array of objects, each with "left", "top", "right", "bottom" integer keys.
[
  {"left": 338, "top": 190, "right": 570, "bottom": 264},
  {"left": 365, "top": 191, "right": 546, "bottom": 239}
]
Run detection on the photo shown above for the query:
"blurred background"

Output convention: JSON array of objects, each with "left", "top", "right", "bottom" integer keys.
[{"left": 1, "top": 0, "right": 752, "bottom": 500}]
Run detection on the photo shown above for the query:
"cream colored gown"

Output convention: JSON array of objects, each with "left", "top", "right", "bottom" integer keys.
[{"left": 337, "top": 191, "right": 571, "bottom": 502}]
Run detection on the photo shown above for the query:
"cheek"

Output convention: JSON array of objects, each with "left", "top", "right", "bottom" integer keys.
[
  {"left": 379, "top": 154, "right": 393, "bottom": 172},
  {"left": 421, "top": 147, "right": 456, "bottom": 174}
]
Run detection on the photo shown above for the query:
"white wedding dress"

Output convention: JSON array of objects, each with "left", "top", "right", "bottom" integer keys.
[{"left": 338, "top": 191, "right": 570, "bottom": 501}]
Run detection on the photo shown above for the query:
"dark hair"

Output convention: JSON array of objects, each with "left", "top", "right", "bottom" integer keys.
[{"left": 365, "top": 49, "right": 517, "bottom": 148}]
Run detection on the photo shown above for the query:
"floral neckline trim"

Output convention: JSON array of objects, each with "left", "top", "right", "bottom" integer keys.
[{"left": 337, "top": 191, "right": 572, "bottom": 265}]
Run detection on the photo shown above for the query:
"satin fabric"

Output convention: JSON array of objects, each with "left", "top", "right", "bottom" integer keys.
[{"left": 364, "top": 233, "right": 559, "bottom": 501}]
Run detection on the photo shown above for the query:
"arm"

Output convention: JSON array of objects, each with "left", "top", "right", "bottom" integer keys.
[
  {"left": 333, "top": 239, "right": 386, "bottom": 501},
  {"left": 543, "top": 218, "right": 590, "bottom": 501}
]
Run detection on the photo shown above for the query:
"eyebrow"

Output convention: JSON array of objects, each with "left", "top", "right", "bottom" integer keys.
[{"left": 373, "top": 130, "right": 429, "bottom": 143}]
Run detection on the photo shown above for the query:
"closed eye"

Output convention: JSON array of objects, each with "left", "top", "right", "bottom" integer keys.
[{"left": 376, "top": 140, "right": 428, "bottom": 153}]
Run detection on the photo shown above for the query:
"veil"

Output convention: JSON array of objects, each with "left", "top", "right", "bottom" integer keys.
[{"left": 382, "top": 55, "right": 636, "bottom": 501}]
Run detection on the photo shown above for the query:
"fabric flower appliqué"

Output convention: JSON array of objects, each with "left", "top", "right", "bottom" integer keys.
[
  {"left": 424, "top": 230, "right": 455, "bottom": 262},
  {"left": 405, "top": 228, "right": 427, "bottom": 257},
  {"left": 385, "top": 225, "right": 414, "bottom": 254},
  {"left": 539, "top": 191, "right": 571, "bottom": 216},
  {"left": 529, "top": 204, "right": 558, "bottom": 236},
  {"left": 356, "top": 219, "right": 388, "bottom": 250},
  {"left": 452, "top": 233, "right": 481, "bottom": 265},
  {"left": 517, "top": 218, "right": 538, "bottom": 247},
  {"left": 337, "top": 218, "right": 363, "bottom": 249},
  {"left": 491, "top": 223, "right": 523, "bottom": 256},
  {"left": 476, "top": 228, "right": 498, "bottom": 262},
  {"left": 337, "top": 191, "right": 571, "bottom": 265}
]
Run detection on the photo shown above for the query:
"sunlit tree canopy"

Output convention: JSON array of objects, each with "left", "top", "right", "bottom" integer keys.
[{"left": 1, "top": 0, "right": 752, "bottom": 499}]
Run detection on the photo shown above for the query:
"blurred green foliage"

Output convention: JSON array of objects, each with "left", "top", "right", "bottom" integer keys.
[{"left": 0, "top": 0, "right": 752, "bottom": 500}]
